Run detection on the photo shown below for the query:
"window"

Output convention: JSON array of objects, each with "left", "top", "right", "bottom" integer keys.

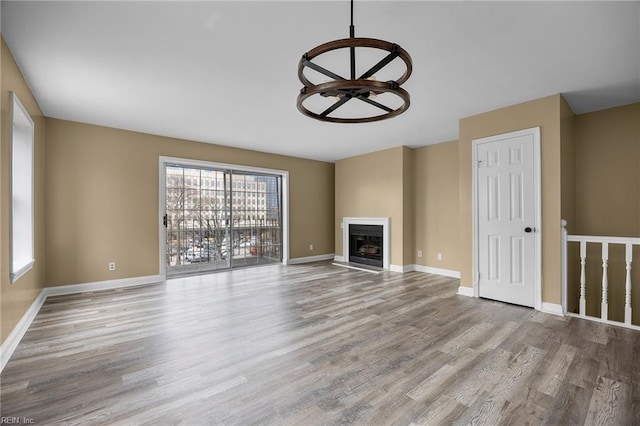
[{"left": 10, "top": 93, "right": 35, "bottom": 283}]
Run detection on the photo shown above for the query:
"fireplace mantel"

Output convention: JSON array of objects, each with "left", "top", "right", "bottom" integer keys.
[{"left": 342, "top": 217, "right": 390, "bottom": 270}]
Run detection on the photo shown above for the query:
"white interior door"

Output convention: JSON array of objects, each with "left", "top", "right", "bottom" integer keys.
[{"left": 475, "top": 128, "right": 540, "bottom": 308}]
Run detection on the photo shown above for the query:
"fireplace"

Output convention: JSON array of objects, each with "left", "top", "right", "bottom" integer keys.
[
  {"left": 341, "top": 217, "right": 390, "bottom": 270},
  {"left": 349, "top": 224, "right": 383, "bottom": 267}
]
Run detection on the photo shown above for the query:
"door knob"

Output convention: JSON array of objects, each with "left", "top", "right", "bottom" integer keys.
[{"left": 524, "top": 227, "right": 533, "bottom": 233}]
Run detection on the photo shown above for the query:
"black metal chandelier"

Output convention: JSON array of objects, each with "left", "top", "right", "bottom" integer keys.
[{"left": 297, "top": 0, "right": 412, "bottom": 123}]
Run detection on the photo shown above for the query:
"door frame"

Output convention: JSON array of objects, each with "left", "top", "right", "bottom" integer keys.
[
  {"left": 158, "top": 156, "right": 289, "bottom": 279},
  {"left": 472, "top": 127, "right": 542, "bottom": 310}
]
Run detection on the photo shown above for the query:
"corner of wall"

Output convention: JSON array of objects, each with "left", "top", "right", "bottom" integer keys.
[
  {"left": 412, "top": 141, "right": 461, "bottom": 273},
  {"left": 560, "top": 95, "right": 576, "bottom": 234},
  {"left": 402, "top": 147, "right": 414, "bottom": 265}
]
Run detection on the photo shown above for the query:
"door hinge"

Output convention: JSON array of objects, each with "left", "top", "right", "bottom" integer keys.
[
  {"left": 477, "top": 160, "right": 483, "bottom": 168},
  {"left": 163, "top": 214, "right": 168, "bottom": 228}
]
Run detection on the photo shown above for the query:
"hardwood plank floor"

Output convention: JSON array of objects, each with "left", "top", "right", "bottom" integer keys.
[{"left": 1, "top": 262, "right": 638, "bottom": 425}]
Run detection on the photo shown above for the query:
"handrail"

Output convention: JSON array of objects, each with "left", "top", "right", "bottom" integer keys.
[{"left": 567, "top": 235, "right": 640, "bottom": 244}]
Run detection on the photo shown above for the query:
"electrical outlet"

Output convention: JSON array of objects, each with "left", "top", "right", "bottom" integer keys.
[
  {"left": 437, "top": 253, "right": 443, "bottom": 261},
  {"left": 108, "top": 262, "right": 116, "bottom": 271},
  {"left": 417, "top": 250, "right": 422, "bottom": 258},
  {"left": 309, "top": 244, "right": 314, "bottom": 251}
]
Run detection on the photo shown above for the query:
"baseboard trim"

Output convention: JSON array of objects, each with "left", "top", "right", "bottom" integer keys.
[
  {"left": 288, "top": 254, "right": 335, "bottom": 265},
  {"left": 0, "top": 290, "right": 47, "bottom": 373},
  {"left": 333, "top": 255, "right": 345, "bottom": 263},
  {"left": 541, "top": 302, "right": 564, "bottom": 316},
  {"left": 412, "top": 265, "right": 461, "bottom": 279},
  {"left": 0, "top": 274, "right": 164, "bottom": 373},
  {"left": 43, "top": 275, "right": 164, "bottom": 297},
  {"left": 366, "top": 264, "right": 463, "bottom": 276},
  {"left": 457, "top": 285, "right": 475, "bottom": 297},
  {"left": 390, "top": 264, "right": 412, "bottom": 273}
]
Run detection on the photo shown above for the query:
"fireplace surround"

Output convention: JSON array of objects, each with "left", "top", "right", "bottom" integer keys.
[{"left": 342, "top": 217, "right": 390, "bottom": 270}]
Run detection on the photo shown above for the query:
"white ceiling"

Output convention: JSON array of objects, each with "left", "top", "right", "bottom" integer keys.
[{"left": 2, "top": 1, "right": 639, "bottom": 163}]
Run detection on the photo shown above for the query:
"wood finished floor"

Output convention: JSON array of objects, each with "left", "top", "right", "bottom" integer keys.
[{"left": 1, "top": 262, "right": 638, "bottom": 425}]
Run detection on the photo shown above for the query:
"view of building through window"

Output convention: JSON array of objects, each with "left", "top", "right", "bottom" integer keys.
[{"left": 165, "top": 165, "right": 282, "bottom": 277}]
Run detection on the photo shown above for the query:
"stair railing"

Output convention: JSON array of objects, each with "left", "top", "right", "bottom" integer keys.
[{"left": 562, "top": 219, "right": 640, "bottom": 330}]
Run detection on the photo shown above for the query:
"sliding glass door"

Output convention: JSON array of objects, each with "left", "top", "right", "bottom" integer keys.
[
  {"left": 164, "top": 164, "right": 282, "bottom": 278},
  {"left": 229, "top": 173, "right": 282, "bottom": 268}
]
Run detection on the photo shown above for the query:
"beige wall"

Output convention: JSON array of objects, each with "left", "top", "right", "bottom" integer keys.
[
  {"left": 335, "top": 146, "right": 412, "bottom": 267},
  {"left": 459, "top": 95, "right": 563, "bottom": 304},
  {"left": 413, "top": 141, "right": 460, "bottom": 271},
  {"left": 575, "top": 103, "right": 640, "bottom": 236},
  {"left": 574, "top": 102, "right": 640, "bottom": 323},
  {"left": 1, "top": 38, "right": 47, "bottom": 345},
  {"left": 45, "top": 118, "right": 335, "bottom": 286}
]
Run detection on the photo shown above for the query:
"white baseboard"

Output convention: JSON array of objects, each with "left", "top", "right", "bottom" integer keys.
[
  {"left": 0, "top": 274, "right": 164, "bottom": 373},
  {"left": 333, "top": 255, "right": 345, "bottom": 263},
  {"left": 358, "top": 263, "right": 462, "bottom": 276},
  {"left": 43, "top": 275, "right": 164, "bottom": 297},
  {"left": 457, "top": 286, "right": 475, "bottom": 297},
  {"left": 412, "top": 265, "right": 461, "bottom": 279},
  {"left": 0, "top": 290, "right": 48, "bottom": 373},
  {"left": 288, "top": 254, "right": 335, "bottom": 265},
  {"left": 541, "top": 302, "right": 564, "bottom": 316},
  {"left": 390, "top": 264, "right": 412, "bottom": 273}
]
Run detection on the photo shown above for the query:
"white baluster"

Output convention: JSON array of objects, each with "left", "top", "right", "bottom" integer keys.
[
  {"left": 601, "top": 242, "right": 608, "bottom": 321},
  {"left": 625, "top": 243, "right": 632, "bottom": 325},
  {"left": 579, "top": 241, "right": 586, "bottom": 317}
]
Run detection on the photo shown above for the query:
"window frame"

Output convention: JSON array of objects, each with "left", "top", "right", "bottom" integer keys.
[{"left": 10, "top": 92, "right": 35, "bottom": 284}]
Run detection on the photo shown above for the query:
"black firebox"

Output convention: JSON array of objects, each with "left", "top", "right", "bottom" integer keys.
[{"left": 349, "top": 224, "right": 383, "bottom": 268}]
